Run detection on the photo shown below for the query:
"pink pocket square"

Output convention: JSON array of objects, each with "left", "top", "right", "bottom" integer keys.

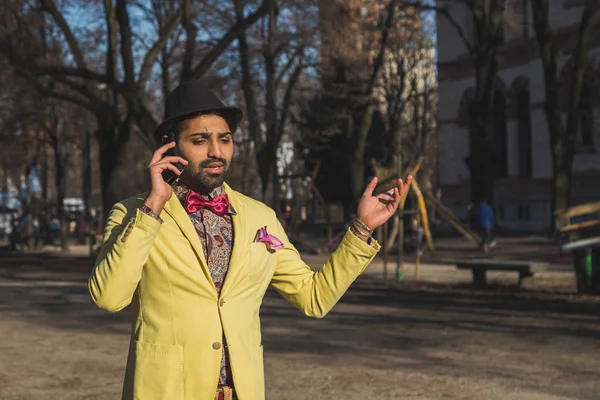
[{"left": 254, "top": 226, "right": 284, "bottom": 251}]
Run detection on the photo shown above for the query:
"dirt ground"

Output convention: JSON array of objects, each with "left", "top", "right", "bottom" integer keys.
[{"left": 1, "top": 245, "right": 599, "bottom": 400}]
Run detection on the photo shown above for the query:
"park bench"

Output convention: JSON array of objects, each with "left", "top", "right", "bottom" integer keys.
[
  {"left": 455, "top": 259, "right": 549, "bottom": 287},
  {"left": 555, "top": 201, "right": 600, "bottom": 247}
]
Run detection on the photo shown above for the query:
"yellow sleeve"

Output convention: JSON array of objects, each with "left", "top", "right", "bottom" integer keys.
[
  {"left": 88, "top": 202, "right": 162, "bottom": 312},
  {"left": 269, "top": 212, "right": 380, "bottom": 318}
]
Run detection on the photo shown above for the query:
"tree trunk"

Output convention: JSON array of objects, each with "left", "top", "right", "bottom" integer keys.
[
  {"left": 349, "top": 104, "right": 374, "bottom": 212},
  {"left": 265, "top": 0, "right": 278, "bottom": 209},
  {"left": 532, "top": 0, "right": 599, "bottom": 231},
  {"left": 467, "top": 50, "right": 498, "bottom": 203},
  {"left": 52, "top": 138, "right": 69, "bottom": 253},
  {"left": 234, "top": 0, "right": 264, "bottom": 198},
  {"left": 552, "top": 137, "right": 574, "bottom": 214},
  {"left": 96, "top": 110, "right": 132, "bottom": 216}
]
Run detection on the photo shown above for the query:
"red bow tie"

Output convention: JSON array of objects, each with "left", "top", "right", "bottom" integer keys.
[{"left": 184, "top": 191, "right": 230, "bottom": 216}]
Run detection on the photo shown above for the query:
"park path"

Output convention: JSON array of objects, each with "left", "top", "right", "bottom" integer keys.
[{"left": 0, "top": 245, "right": 599, "bottom": 399}]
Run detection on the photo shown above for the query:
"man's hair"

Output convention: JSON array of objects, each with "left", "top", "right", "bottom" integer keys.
[{"left": 172, "top": 111, "right": 236, "bottom": 140}]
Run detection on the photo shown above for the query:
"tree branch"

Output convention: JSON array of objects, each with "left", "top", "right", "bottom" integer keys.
[
  {"left": 103, "top": 0, "right": 118, "bottom": 83},
  {"left": 437, "top": 6, "right": 474, "bottom": 55},
  {"left": 31, "top": 65, "right": 124, "bottom": 93},
  {"left": 366, "top": 0, "right": 399, "bottom": 96},
  {"left": 191, "top": 0, "right": 270, "bottom": 79},
  {"left": 35, "top": 83, "right": 93, "bottom": 111},
  {"left": 565, "top": 0, "right": 600, "bottom": 138},
  {"left": 179, "top": 0, "right": 198, "bottom": 82},
  {"left": 277, "top": 62, "right": 304, "bottom": 143},
  {"left": 52, "top": 76, "right": 106, "bottom": 106},
  {"left": 138, "top": 6, "right": 183, "bottom": 91},
  {"left": 116, "top": 0, "right": 135, "bottom": 88},
  {"left": 275, "top": 43, "right": 305, "bottom": 86},
  {"left": 40, "top": 0, "right": 87, "bottom": 68},
  {"left": 234, "top": 0, "right": 263, "bottom": 152}
]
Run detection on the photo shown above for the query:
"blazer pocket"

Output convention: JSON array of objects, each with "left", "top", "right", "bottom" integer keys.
[
  {"left": 248, "top": 242, "right": 275, "bottom": 284},
  {"left": 132, "top": 341, "right": 184, "bottom": 400}
]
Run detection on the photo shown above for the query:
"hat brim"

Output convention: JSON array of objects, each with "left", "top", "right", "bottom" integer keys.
[{"left": 154, "top": 106, "right": 243, "bottom": 142}]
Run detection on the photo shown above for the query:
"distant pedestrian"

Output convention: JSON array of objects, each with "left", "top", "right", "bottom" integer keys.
[
  {"left": 278, "top": 200, "right": 292, "bottom": 235},
  {"left": 477, "top": 198, "right": 495, "bottom": 253},
  {"left": 75, "top": 213, "right": 89, "bottom": 244}
]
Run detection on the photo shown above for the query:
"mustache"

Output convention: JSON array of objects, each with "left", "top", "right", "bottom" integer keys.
[{"left": 200, "top": 158, "right": 227, "bottom": 168}]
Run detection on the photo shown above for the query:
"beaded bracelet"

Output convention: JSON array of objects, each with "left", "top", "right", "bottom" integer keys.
[
  {"left": 351, "top": 222, "right": 371, "bottom": 239},
  {"left": 355, "top": 218, "right": 373, "bottom": 235},
  {"left": 350, "top": 224, "right": 373, "bottom": 245}
]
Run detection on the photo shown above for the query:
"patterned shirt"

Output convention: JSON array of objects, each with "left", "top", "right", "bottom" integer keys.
[{"left": 172, "top": 182, "right": 236, "bottom": 386}]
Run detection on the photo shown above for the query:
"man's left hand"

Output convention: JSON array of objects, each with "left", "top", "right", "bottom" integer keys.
[{"left": 357, "top": 175, "right": 413, "bottom": 231}]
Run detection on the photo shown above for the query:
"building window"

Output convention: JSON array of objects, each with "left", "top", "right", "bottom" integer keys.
[
  {"left": 498, "top": 205, "right": 505, "bottom": 220},
  {"left": 516, "top": 87, "right": 532, "bottom": 177},
  {"left": 517, "top": 204, "right": 530, "bottom": 220}
]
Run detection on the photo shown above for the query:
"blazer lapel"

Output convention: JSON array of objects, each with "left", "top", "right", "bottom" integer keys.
[
  {"left": 162, "top": 194, "right": 215, "bottom": 292},
  {"left": 220, "top": 183, "right": 248, "bottom": 297}
]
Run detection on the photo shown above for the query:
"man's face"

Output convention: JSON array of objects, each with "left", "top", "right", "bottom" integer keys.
[{"left": 177, "top": 114, "right": 234, "bottom": 192}]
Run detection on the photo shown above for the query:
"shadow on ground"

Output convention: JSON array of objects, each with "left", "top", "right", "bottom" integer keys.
[{"left": 1, "top": 248, "right": 599, "bottom": 399}]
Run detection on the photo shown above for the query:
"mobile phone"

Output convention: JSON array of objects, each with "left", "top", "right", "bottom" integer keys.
[{"left": 161, "top": 133, "right": 185, "bottom": 184}]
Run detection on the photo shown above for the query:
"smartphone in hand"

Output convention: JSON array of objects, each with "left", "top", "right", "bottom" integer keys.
[{"left": 161, "top": 133, "right": 185, "bottom": 184}]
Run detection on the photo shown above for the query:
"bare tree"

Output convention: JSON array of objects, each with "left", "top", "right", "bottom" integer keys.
[
  {"left": 0, "top": 0, "right": 269, "bottom": 213},
  {"left": 0, "top": 66, "right": 82, "bottom": 252},
  {"left": 234, "top": 0, "right": 317, "bottom": 207},
  {"left": 377, "top": 27, "right": 437, "bottom": 181},
  {"left": 437, "top": 0, "right": 506, "bottom": 202},
  {"left": 531, "top": 0, "right": 600, "bottom": 222}
]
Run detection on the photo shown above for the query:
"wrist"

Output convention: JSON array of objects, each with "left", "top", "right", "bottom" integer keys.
[
  {"left": 144, "top": 193, "right": 169, "bottom": 214},
  {"left": 350, "top": 222, "right": 371, "bottom": 243},
  {"left": 355, "top": 218, "right": 374, "bottom": 234}
]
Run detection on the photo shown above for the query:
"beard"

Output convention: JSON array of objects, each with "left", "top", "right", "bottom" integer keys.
[{"left": 182, "top": 158, "right": 229, "bottom": 193}]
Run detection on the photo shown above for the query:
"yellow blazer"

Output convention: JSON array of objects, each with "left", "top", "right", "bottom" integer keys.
[{"left": 89, "top": 183, "right": 380, "bottom": 400}]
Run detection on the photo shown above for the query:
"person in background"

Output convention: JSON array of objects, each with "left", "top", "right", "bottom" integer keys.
[
  {"left": 9, "top": 208, "right": 25, "bottom": 250},
  {"left": 477, "top": 198, "right": 495, "bottom": 253},
  {"left": 406, "top": 215, "right": 424, "bottom": 255},
  {"left": 76, "top": 213, "right": 89, "bottom": 244},
  {"left": 278, "top": 200, "right": 292, "bottom": 235}
]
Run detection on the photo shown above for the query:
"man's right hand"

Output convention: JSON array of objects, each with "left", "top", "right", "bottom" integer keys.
[{"left": 144, "top": 141, "right": 188, "bottom": 213}]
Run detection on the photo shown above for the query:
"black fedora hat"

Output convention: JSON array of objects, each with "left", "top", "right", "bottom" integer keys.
[{"left": 154, "top": 80, "right": 243, "bottom": 142}]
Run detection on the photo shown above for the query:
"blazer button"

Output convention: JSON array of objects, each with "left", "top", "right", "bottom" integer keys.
[
  {"left": 219, "top": 299, "right": 225, "bottom": 307},
  {"left": 212, "top": 342, "right": 222, "bottom": 350}
]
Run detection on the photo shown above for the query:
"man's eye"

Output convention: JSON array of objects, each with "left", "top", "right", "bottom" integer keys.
[
  {"left": 220, "top": 138, "right": 231, "bottom": 143},
  {"left": 192, "top": 140, "right": 207, "bottom": 145}
]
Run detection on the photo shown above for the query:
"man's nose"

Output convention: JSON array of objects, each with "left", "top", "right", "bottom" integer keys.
[{"left": 208, "top": 138, "right": 223, "bottom": 158}]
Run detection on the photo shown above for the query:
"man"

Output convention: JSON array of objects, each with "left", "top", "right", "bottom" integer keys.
[
  {"left": 477, "top": 197, "right": 495, "bottom": 253},
  {"left": 89, "top": 80, "right": 411, "bottom": 400}
]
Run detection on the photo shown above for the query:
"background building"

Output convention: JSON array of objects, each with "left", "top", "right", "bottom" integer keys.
[{"left": 436, "top": 0, "right": 600, "bottom": 232}]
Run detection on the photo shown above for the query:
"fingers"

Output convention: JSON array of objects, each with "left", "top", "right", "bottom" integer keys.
[
  {"left": 389, "top": 175, "right": 412, "bottom": 207},
  {"left": 150, "top": 161, "right": 183, "bottom": 175},
  {"left": 362, "top": 176, "right": 378, "bottom": 197},
  {"left": 153, "top": 156, "right": 188, "bottom": 167},
  {"left": 149, "top": 141, "right": 177, "bottom": 165},
  {"left": 398, "top": 175, "right": 413, "bottom": 197},
  {"left": 163, "top": 163, "right": 183, "bottom": 176}
]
